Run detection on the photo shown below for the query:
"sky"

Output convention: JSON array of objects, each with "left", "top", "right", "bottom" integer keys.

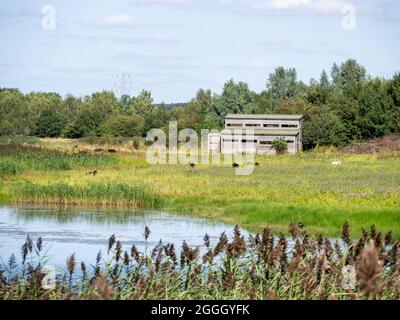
[{"left": 0, "top": 0, "right": 399, "bottom": 103}]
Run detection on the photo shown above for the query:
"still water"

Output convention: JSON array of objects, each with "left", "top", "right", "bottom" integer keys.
[{"left": 0, "top": 205, "right": 241, "bottom": 269}]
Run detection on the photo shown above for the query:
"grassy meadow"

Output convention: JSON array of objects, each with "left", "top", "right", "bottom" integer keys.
[{"left": 0, "top": 137, "right": 400, "bottom": 237}]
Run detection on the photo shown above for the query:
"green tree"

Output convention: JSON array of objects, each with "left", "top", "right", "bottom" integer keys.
[
  {"left": 0, "top": 89, "right": 26, "bottom": 135},
  {"left": 151, "top": 103, "right": 170, "bottom": 131},
  {"left": 276, "top": 99, "right": 314, "bottom": 121},
  {"left": 173, "top": 89, "right": 213, "bottom": 132},
  {"left": 35, "top": 107, "right": 65, "bottom": 137},
  {"left": 87, "top": 91, "right": 118, "bottom": 118},
  {"left": 211, "top": 79, "right": 255, "bottom": 126},
  {"left": 327, "top": 95, "right": 361, "bottom": 141},
  {"left": 320, "top": 70, "right": 330, "bottom": 88},
  {"left": 133, "top": 90, "right": 155, "bottom": 133},
  {"left": 266, "top": 67, "right": 303, "bottom": 103},
  {"left": 303, "top": 107, "right": 348, "bottom": 149},
  {"left": 62, "top": 95, "right": 82, "bottom": 119},
  {"left": 331, "top": 59, "right": 366, "bottom": 98},
  {"left": 389, "top": 73, "right": 400, "bottom": 107},
  {"left": 119, "top": 94, "right": 134, "bottom": 113},
  {"left": 246, "top": 91, "right": 273, "bottom": 114},
  {"left": 63, "top": 105, "right": 104, "bottom": 138},
  {"left": 0, "top": 89, "right": 24, "bottom": 117},
  {"left": 102, "top": 115, "right": 145, "bottom": 137},
  {"left": 357, "top": 79, "right": 394, "bottom": 138}
]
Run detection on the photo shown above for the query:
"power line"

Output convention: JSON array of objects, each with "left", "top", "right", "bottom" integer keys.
[{"left": 114, "top": 72, "right": 133, "bottom": 98}]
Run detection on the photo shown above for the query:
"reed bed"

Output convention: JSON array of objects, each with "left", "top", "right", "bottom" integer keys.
[
  {"left": 1, "top": 223, "right": 399, "bottom": 300},
  {"left": 10, "top": 182, "right": 161, "bottom": 209},
  {"left": 0, "top": 136, "right": 41, "bottom": 145},
  {"left": 0, "top": 144, "right": 117, "bottom": 174}
]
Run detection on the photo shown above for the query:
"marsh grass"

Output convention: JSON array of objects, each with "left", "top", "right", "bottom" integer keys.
[
  {"left": 0, "top": 136, "right": 41, "bottom": 145},
  {"left": 1, "top": 138, "right": 400, "bottom": 237},
  {"left": 0, "top": 223, "right": 399, "bottom": 300},
  {"left": 10, "top": 182, "right": 161, "bottom": 209},
  {"left": 0, "top": 144, "right": 118, "bottom": 174},
  {"left": 0, "top": 160, "right": 21, "bottom": 175}
]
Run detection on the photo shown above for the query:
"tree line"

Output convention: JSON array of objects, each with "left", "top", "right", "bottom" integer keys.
[{"left": 1, "top": 59, "right": 399, "bottom": 149}]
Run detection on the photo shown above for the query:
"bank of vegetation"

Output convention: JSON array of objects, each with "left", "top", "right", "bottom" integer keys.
[
  {"left": 1, "top": 59, "right": 399, "bottom": 150},
  {"left": 0, "top": 142, "right": 399, "bottom": 237},
  {"left": 0, "top": 223, "right": 399, "bottom": 300}
]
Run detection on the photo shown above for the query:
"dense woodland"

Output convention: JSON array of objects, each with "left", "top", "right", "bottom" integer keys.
[{"left": 1, "top": 59, "right": 399, "bottom": 150}]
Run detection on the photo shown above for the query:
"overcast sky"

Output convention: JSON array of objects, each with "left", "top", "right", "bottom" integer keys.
[{"left": 0, "top": 0, "right": 399, "bottom": 102}]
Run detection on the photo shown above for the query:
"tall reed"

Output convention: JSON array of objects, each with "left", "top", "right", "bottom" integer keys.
[
  {"left": 11, "top": 182, "right": 162, "bottom": 209},
  {"left": 1, "top": 223, "right": 399, "bottom": 300},
  {"left": 0, "top": 144, "right": 117, "bottom": 174}
]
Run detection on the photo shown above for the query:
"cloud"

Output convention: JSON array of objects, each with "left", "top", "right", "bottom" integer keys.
[
  {"left": 99, "top": 14, "right": 138, "bottom": 27},
  {"left": 258, "top": 40, "right": 317, "bottom": 54},
  {"left": 257, "top": 39, "right": 351, "bottom": 56},
  {"left": 54, "top": 32, "right": 180, "bottom": 45},
  {"left": 0, "top": 9, "right": 39, "bottom": 19},
  {"left": 249, "top": 0, "right": 355, "bottom": 15},
  {"left": 0, "top": 62, "right": 26, "bottom": 69},
  {"left": 132, "top": 0, "right": 355, "bottom": 14},
  {"left": 36, "top": 64, "right": 115, "bottom": 75},
  {"left": 113, "top": 52, "right": 197, "bottom": 61},
  {"left": 135, "top": 0, "right": 218, "bottom": 4},
  {"left": 133, "top": 0, "right": 237, "bottom": 8},
  {"left": 221, "top": 60, "right": 271, "bottom": 70}
]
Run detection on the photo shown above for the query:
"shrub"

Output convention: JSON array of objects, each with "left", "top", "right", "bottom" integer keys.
[
  {"left": 102, "top": 115, "right": 145, "bottom": 138},
  {"left": 272, "top": 138, "right": 288, "bottom": 154}
]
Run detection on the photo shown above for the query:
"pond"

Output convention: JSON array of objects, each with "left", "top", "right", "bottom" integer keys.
[{"left": 0, "top": 205, "right": 243, "bottom": 269}]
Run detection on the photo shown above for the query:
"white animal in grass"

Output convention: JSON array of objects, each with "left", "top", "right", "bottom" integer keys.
[{"left": 331, "top": 161, "right": 342, "bottom": 166}]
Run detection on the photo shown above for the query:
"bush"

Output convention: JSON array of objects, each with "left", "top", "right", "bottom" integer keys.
[
  {"left": 102, "top": 115, "right": 145, "bottom": 138},
  {"left": 272, "top": 138, "right": 288, "bottom": 154}
]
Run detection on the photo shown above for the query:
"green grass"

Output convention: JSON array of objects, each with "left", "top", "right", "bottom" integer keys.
[
  {"left": 0, "top": 160, "right": 21, "bottom": 175},
  {"left": 1, "top": 138, "right": 400, "bottom": 237},
  {"left": 0, "top": 144, "right": 118, "bottom": 173},
  {"left": 11, "top": 182, "right": 161, "bottom": 209},
  {"left": 0, "top": 135, "right": 41, "bottom": 145}
]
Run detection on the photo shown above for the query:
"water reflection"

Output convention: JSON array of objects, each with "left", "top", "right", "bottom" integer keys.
[{"left": 0, "top": 205, "right": 242, "bottom": 269}]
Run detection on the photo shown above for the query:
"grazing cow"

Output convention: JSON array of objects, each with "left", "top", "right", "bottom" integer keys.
[
  {"left": 255, "top": 162, "right": 260, "bottom": 167},
  {"left": 298, "top": 222, "right": 304, "bottom": 229},
  {"left": 332, "top": 161, "right": 342, "bottom": 166},
  {"left": 87, "top": 170, "right": 98, "bottom": 176},
  {"left": 94, "top": 149, "right": 103, "bottom": 153},
  {"left": 232, "top": 163, "right": 239, "bottom": 168},
  {"left": 108, "top": 149, "right": 117, "bottom": 153},
  {"left": 190, "top": 163, "right": 196, "bottom": 169}
]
